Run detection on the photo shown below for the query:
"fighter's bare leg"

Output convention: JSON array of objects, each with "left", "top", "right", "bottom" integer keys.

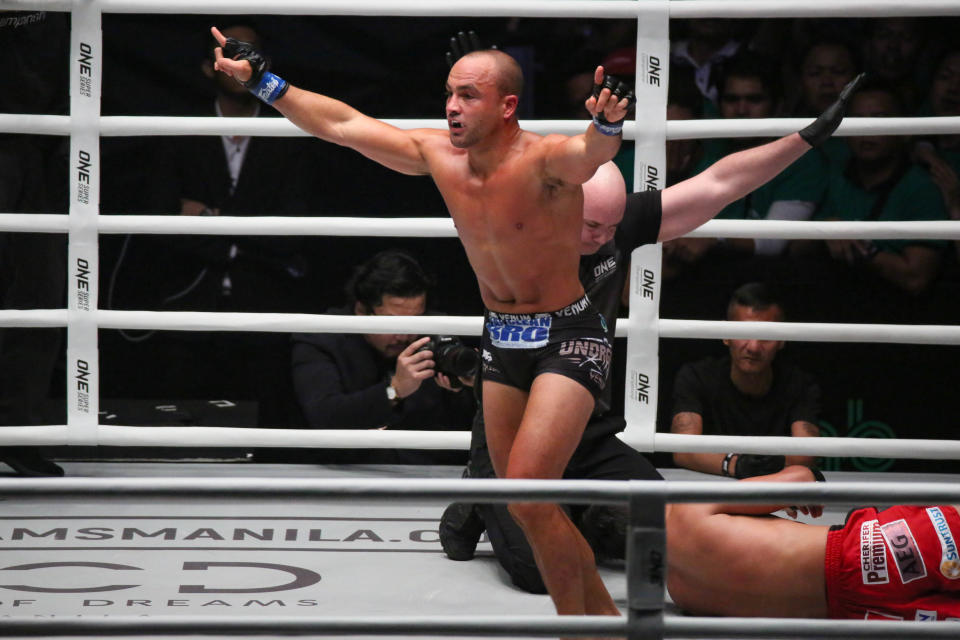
[{"left": 484, "top": 374, "right": 620, "bottom": 625}]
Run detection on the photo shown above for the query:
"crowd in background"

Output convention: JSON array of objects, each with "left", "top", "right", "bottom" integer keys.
[{"left": 2, "top": 12, "right": 960, "bottom": 473}]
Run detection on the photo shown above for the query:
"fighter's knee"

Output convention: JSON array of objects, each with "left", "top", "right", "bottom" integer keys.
[{"left": 507, "top": 501, "right": 556, "bottom": 529}]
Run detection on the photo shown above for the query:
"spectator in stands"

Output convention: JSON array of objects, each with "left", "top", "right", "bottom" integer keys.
[
  {"left": 290, "top": 249, "right": 475, "bottom": 463},
  {"left": 798, "top": 80, "right": 948, "bottom": 295},
  {"left": 120, "top": 23, "right": 313, "bottom": 428},
  {"left": 663, "top": 53, "right": 830, "bottom": 275},
  {"left": 670, "top": 19, "right": 745, "bottom": 115},
  {"left": 791, "top": 38, "right": 861, "bottom": 168},
  {"left": 863, "top": 17, "right": 927, "bottom": 114},
  {"left": 670, "top": 282, "right": 821, "bottom": 478},
  {"left": 914, "top": 49, "right": 960, "bottom": 260}
]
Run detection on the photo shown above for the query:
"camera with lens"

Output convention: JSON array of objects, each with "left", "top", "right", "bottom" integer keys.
[{"left": 416, "top": 335, "right": 480, "bottom": 386}]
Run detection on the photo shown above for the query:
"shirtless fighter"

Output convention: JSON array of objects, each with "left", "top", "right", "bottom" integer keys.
[
  {"left": 667, "top": 466, "right": 960, "bottom": 621},
  {"left": 211, "top": 26, "right": 635, "bottom": 618}
]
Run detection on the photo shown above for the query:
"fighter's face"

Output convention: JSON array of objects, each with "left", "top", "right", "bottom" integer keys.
[
  {"left": 723, "top": 304, "right": 784, "bottom": 376},
  {"left": 358, "top": 294, "right": 426, "bottom": 358},
  {"left": 801, "top": 44, "right": 857, "bottom": 113},
  {"left": 445, "top": 57, "right": 502, "bottom": 148}
]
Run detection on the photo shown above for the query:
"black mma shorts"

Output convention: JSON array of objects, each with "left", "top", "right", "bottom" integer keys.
[{"left": 480, "top": 294, "right": 611, "bottom": 401}]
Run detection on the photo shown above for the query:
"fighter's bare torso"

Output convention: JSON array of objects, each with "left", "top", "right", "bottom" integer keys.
[
  {"left": 666, "top": 506, "right": 829, "bottom": 618},
  {"left": 420, "top": 128, "right": 586, "bottom": 314}
]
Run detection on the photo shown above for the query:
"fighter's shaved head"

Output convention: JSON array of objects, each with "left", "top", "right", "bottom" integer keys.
[{"left": 460, "top": 50, "right": 524, "bottom": 98}]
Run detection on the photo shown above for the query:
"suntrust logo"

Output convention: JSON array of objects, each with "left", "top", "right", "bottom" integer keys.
[{"left": 926, "top": 507, "right": 960, "bottom": 579}]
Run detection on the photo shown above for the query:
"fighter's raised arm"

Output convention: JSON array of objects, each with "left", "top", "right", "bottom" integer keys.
[
  {"left": 543, "top": 66, "right": 636, "bottom": 185},
  {"left": 657, "top": 72, "right": 865, "bottom": 242},
  {"left": 211, "top": 26, "right": 434, "bottom": 176}
]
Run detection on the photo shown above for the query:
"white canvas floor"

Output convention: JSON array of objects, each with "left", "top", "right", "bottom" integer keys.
[{"left": 0, "top": 461, "right": 954, "bottom": 639}]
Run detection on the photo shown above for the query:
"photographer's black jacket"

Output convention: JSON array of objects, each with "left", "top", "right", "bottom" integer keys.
[{"left": 291, "top": 307, "right": 475, "bottom": 431}]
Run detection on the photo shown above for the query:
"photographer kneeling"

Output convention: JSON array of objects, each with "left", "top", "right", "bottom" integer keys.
[{"left": 290, "top": 249, "right": 476, "bottom": 464}]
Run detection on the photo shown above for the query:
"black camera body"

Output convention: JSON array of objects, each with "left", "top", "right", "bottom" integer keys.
[{"left": 416, "top": 335, "right": 479, "bottom": 381}]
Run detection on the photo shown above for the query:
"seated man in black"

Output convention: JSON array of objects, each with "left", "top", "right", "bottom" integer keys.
[
  {"left": 670, "top": 282, "right": 821, "bottom": 478},
  {"left": 438, "top": 65, "right": 860, "bottom": 592},
  {"left": 290, "top": 249, "right": 476, "bottom": 464}
]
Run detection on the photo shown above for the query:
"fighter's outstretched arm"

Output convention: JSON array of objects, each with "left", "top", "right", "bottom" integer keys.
[
  {"left": 211, "top": 26, "right": 432, "bottom": 176},
  {"left": 657, "top": 73, "right": 865, "bottom": 243},
  {"left": 544, "top": 66, "right": 634, "bottom": 185},
  {"left": 708, "top": 465, "right": 825, "bottom": 518}
]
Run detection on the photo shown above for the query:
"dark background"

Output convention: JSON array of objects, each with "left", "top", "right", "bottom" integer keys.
[{"left": 4, "top": 12, "right": 960, "bottom": 472}]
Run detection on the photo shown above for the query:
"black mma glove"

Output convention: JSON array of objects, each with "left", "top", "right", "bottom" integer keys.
[
  {"left": 591, "top": 74, "right": 636, "bottom": 136},
  {"left": 222, "top": 37, "right": 269, "bottom": 88},
  {"left": 445, "top": 30, "right": 495, "bottom": 68},
  {"left": 798, "top": 72, "right": 866, "bottom": 148},
  {"left": 734, "top": 453, "right": 786, "bottom": 479},
  {"left": 222, "top": 37, "right": 288, "bottom": 105}
]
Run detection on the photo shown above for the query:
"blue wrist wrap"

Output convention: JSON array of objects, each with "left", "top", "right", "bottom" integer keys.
[
  {"left": 249, "top": 72, "right": 289, "bottom": 105},
  {"left": 592, "top": 116, "right": 623, "bottom": 137}
]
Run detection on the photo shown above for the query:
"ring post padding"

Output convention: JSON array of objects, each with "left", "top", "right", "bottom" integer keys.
[
  {"left": 67, "top": 0, "right": 102, "bottom": 445},
  {"left": 622, "top": 244, "right": 662, "bottom": 451},
  {"left": 626, "top": 488, "right": 666, "bottom": 640},
  {"left": 621, "top": 0, "right": 668, "bottom": 453},
  {"left": 631, "top": 0, "right": 669, "bottom": 193}
]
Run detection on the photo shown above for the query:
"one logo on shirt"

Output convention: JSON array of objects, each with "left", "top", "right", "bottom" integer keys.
[
  {"left": 481, "top": 349, "right": 493, "bottom": 363},
  {"left": 915, "top": 609, "right": 938, "bottom": 621},
  {"left": 926, "top": 507, "right": 960, "bottom": 579},
  {"left": 861, "top": 519, "right": 889, "bottom": 585},
  {"left": 881, "top": 519, "right": 928, "bottom": 584},
  {"left": 486, "top": 316, "right": 550, "bottom": 349},
  {"left": 592, "top": 257, "right": 617, "bottom": 281}
]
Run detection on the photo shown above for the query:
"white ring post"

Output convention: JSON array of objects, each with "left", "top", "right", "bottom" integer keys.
[
  {"left": 67, "top": 0, "right": 102, "bottom": 445},
  {"left": 622, "top": 0, "right": 669, "bottom": 452}
]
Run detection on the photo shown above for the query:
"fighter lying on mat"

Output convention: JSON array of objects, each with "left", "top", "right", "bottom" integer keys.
[{"left": 667, "top": 465, "right": 960, "bottom": 621}]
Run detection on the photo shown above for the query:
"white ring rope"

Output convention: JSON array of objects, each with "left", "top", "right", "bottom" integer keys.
[
  {"left": 4, "top": 476, "right": 960, "bottom": 505},
  {"left": 1, "top": 615, "right": 958, "bottom": 639},
  {"left": 3, "top": 214, "right": 960, "bottom": 243},
  {"left": 8, "top": 0, "right": 960, "bottom": 18},
  {"left": 4, "top": 114, "right": 960, "bottom": 139},
  {"left": 3, "top": 310, "right": 959, "bottom": 347}
]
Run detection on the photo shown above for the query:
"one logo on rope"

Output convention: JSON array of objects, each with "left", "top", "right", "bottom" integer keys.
[
  {"left": 860, "top": 519, "right": 888, "bottom": 585},
  {"left": 638, "top": 162, "right": 661, "bottom": 192},
  {"left": 77, "top": 42, "right": 94, "bottom": 98},
  {"left": 74, "top": 359, "right": 91, "bottom": 414},
  {"left": 926, "top": 507, "right": 960, "bottom": 579},
  {"left": 76, "top": 149, "right": 93, "bottom": 205},
  {"left": 915, "top": 609, "right": 938, "bottom": 621},
  {"left": 881, "top": 519, "right": 927, "bottom": 584},
  {"left": 75, "top": 257, "right": 91, "bottom": 311},
  {"left": 632, "top": 371, "right": 651, "bottom": 405},
  {"left": 639, "top": 52, "right": 662, "bottom": 87},
  {"left": 634, "top": 266, "right": 657, "bottom": 301}
]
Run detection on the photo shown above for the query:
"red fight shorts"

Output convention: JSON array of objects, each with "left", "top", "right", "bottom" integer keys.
[{"left": 825, "top": 505, "right": 960, "bottom": 621}]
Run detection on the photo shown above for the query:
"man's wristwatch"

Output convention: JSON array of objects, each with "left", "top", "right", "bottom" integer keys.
[{"left": 385, "top": 383, "right": 398, "bottom": 402}]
